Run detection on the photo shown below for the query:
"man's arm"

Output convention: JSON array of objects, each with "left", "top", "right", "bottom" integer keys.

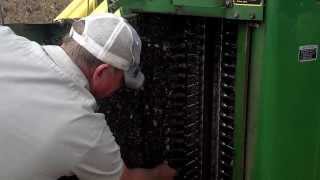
[
  {"left": 121, "top": 163, "right": 176, "bottom": 180},
  {"left": 71, "top": 124, "right": 176, "bottom": 180}
]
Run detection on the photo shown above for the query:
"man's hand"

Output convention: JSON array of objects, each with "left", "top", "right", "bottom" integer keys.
[
  {"left": 151, "top": 163, "right": 177, "bottom": 180},
  {"left": 121, "top": 162, "right": 176, "bottom": 180}
]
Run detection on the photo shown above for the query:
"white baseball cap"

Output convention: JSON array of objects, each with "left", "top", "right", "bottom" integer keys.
[{"left": 69, "top": 13, "right": 144, "bottom": 89}]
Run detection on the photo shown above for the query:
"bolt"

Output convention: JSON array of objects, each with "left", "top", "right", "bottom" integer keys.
[
  {"left": 249, "top": 13, "right": 256, "bottom": 20},
  {"left": 233, "top": 12, "right": 240, "bottom": 19}
]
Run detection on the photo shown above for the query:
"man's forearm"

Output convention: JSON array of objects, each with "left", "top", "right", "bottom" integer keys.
[
  {"left": 120, "top": 166, "right": 153, "bottom": 180},
  {"left": 120, "top": 164, "right": 176, "bottom": 180}
]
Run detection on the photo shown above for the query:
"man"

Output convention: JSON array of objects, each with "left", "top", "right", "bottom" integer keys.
[{"left": 0, "top": 13, "right": 175, "bottom": 180}]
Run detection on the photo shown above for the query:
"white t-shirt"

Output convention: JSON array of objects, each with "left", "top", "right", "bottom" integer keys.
[{"left": 0, "top": 26, "right": 123, "bottom": 180}]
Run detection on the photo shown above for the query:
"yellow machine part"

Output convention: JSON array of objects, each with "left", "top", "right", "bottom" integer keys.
[
  {"left": 55, "top": 0, "right": 99, "bottom": 21},
  {"left": 91, "top": 0, "right": 108, "bottom": 14},
  {"left": 55, "top": 0, "right": 122, "bottom": 21}
]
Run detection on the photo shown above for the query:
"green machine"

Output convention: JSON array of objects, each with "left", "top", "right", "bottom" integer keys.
[
  {"left": 110, "top": 0, "right": 320, "bottom": 180},
  {"left": 8, "top": 0, "right": 319, "bottom": 180}
]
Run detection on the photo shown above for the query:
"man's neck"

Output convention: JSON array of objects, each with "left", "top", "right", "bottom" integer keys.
[{"left": 60, "top": 45, "right": 93, "bottom": 84}]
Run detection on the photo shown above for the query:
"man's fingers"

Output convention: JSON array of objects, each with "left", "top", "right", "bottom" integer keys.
[{"left": 156, "top": 163, "right": 177, "bottom": 177}]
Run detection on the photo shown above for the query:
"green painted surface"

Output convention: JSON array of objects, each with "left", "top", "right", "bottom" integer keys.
[
  {"left": 119, "top": 0, "right": 263, "bottom": 20},
  {"left": 247, "top": 0, "right": 320, "bottom": 179},
  {"left": 234, "top": 24, "right": 251, "bottom": 180}
]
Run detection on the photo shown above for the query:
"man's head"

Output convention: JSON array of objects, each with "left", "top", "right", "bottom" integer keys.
[{"left": 61, "top": 13, "right": 144, "bottom": 98}]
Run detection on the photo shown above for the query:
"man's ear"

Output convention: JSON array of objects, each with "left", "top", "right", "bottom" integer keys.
[
  {"left": 92, "top": 64, "right": 111, "bottom": 81},
  {"left": 91, "top": 63, "right": 111, "bottom": 90},
  {"left": 90, "top": 64, "right": 124, "bottom": 98}
]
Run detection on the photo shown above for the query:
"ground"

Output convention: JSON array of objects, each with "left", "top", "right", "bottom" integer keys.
[{"left": 1, "top": 0, "right": 72, "bottom": 24}]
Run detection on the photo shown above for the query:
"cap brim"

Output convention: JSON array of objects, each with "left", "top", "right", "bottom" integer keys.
[{"left": 124, "top": 69, "right": 145, "bottom": 89}]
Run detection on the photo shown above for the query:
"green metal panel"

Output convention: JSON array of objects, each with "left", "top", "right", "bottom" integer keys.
[
  {"left": 118, "top": 0, "right": 263, "bottom": 20},
  {"left": 234, "top": 24, "right": 251, "bottom": 180},
  {"left": 247, "top": 0, "right": 320, "bottom": 179}
]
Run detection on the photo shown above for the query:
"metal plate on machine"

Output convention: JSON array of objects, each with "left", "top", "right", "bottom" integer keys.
[
  {"left": 299, "top": 45, "right": 318, "bottom": 63},
  {"left": 119, "top": 0, "right": 263, "bottom": 20},
  {"left": 234, "top": 0, "right": 262, "bottom": 5}
]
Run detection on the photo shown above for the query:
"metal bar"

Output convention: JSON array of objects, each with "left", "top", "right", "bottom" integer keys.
[
  {"left": 119, "top": 0, "right": 263, "bottom": 21},
  {"left": 233, "top": 23, "right": 252, "bottom": 180}
]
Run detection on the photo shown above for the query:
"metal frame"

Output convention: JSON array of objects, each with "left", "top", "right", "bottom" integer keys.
[
  {"left": 118, "top": 0, "right": 263, "bottom": 21},
  {"left": 233, "top": 23, "right": 252, "bottom": 180}
]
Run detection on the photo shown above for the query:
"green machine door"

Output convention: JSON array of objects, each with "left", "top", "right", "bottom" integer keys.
[
  {"left": 247, "top": 0, "right": 320, "bottom": 179},
  {"left": 112, "top": 1, "right": 263, "bottom": 180}
]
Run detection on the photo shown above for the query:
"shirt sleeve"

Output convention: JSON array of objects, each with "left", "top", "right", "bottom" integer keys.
[{"left": 72, "top": 125, "right": 124, "bottom": 180}]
